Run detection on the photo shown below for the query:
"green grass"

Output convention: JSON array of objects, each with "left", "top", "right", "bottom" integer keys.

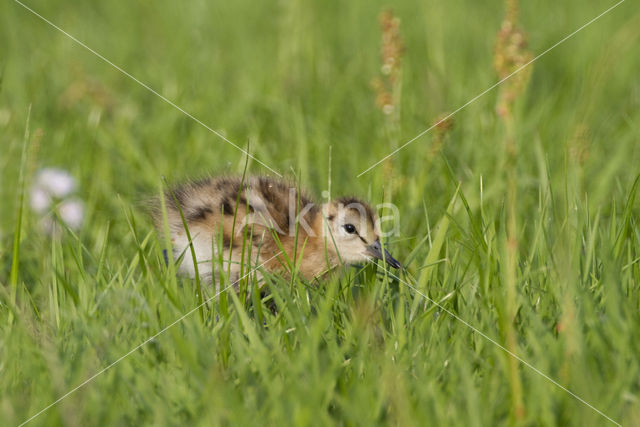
[{"left": 1, "top": 0, "right": 640, "bottom": 425}]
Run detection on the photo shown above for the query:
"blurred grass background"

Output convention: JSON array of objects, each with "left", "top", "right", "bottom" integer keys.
[{"left": 1, "top": 0, "right": 639, "bottom": 425}]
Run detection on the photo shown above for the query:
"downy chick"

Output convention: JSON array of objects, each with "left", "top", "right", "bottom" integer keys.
[{"left": 154, "top": 175, "right": 400, "bottom": 286}]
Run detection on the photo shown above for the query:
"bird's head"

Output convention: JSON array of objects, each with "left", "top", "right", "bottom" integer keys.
[{"left": 320, "top": 197, "right": 401, "bottom": 269}]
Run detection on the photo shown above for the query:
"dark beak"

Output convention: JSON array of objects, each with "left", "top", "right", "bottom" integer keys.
[{"left": 366, "top": 240, "right": 401, "bottom": 269}]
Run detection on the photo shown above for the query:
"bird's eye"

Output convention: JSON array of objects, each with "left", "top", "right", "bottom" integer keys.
[{"left": 343, "top": 224, "right": 357, "bottom": 234}]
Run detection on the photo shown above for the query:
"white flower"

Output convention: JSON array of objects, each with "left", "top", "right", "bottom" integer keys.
[
  {"left": 35, "top": 168, "right": 77, "bottom": 198},
  {"left": 30, "top": 188, "right": 50, "bottom": 213},
  {"left": 58, "top": 198, "right": 84, "bottom": 230},
  {"left": 30, "top": 168, "right": 84, "bottom": 232}
]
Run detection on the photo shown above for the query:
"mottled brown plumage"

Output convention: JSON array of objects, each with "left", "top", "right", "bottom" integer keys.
[{"left": 154, "top": 175, "right": 400, "bottom": 288}]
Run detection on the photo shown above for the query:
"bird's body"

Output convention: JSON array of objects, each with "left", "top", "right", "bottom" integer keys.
[{"left": 155, "top": 175, "right": 400, "bottom": 288}]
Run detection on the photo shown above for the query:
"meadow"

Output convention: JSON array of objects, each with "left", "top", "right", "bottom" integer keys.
[{"left": 1, "top": 0, "right": 639, "bottom": 425}]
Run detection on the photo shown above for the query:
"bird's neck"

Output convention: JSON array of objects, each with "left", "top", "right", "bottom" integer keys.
[{"left": 291, "top": 214, "right": 340, "bottom": 279}]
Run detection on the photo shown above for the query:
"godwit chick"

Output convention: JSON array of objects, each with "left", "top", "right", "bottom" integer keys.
[{"left": 155, "top": 175, "right": 400, "bottom": 286}]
